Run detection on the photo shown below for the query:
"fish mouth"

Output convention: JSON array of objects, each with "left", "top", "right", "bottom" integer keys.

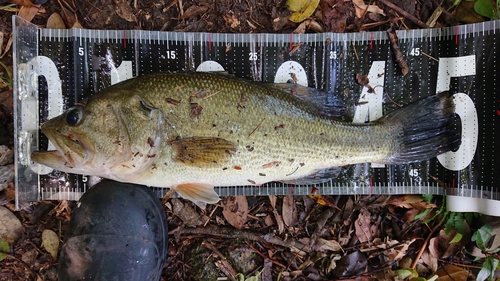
[{"left": 31, "top": 124, "right": 88, "bottom": 171}]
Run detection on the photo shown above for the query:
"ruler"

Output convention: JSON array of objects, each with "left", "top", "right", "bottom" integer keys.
[{"left": 13, "top": 16, "right": 500, "bottom": 213}]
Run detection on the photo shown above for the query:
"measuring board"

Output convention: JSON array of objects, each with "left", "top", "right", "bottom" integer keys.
[{"left": 12, "top": 15, "right": 500, "bottom": 213}]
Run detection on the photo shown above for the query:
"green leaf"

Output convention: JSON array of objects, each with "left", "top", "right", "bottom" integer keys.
[
  {"left": 236, "top": 273, "right": 245, "bottom": 281},
  {"left": 395, "top": 268, "right": 418, "bottom": 279},
  {"left": 287, "top": 0, "right": 320, "bottom": 22},
  {"left": 476, "top": 267, "right": 491, "bottom": 281},
  {"left": 422, "top": 194, "right": 433, "bottom": 203},
  {"left": 427, "top": 275, "right": 439, "bottom": 281},
  {"left": 474, "top": 0, "right": 495, "bottom": 18},
  {"left": 450, "top": 232, "right": 463, "bottom": 244},
  {"left": 472, "top": 224, "right": 493, "bottom": 250},
  {"left": 477, "top": 256, "right": 498, "bottom": 281},
  {"left": 0, "top": 240, "right": 9, "bottom": 262},
  {"left": 414, "top": 208, "right": 431, "bottom": 221},
  {"left": 464, "top": 212, "right": 479, "bottom": 225}
]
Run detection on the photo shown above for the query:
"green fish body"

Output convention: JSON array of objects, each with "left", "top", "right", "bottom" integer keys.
[{"left": 32, "top": 72, "right": 460, "bottom": 203}]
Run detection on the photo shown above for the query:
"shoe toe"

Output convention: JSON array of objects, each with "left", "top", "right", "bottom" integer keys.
[{"left": 58, "top": 180, "right": 168, "bottom": 281}]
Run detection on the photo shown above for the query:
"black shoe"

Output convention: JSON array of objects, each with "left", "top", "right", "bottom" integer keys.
[{"left": 58, "top": 180, "right": 168, "bottom": 281}]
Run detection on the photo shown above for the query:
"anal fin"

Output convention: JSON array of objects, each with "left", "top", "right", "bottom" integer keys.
[{"left": 174, "top": 183, "right": 220, "bottom": 204}]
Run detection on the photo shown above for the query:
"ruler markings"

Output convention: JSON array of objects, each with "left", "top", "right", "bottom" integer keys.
[{"left": 13, "top": 17, "right": 500, "bottom": 203}]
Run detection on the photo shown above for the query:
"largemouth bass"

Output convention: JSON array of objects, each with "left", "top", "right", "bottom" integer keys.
[{"left": 32, "top": 72, "right": 460, "bottom": 203}]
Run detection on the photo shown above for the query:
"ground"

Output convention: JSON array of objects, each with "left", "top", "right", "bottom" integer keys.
[{"left": 0, "top": 0, "right": 494, "bottom": 280}]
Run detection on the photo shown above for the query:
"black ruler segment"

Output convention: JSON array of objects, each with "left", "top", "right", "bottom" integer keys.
[{"left": 12, "top": 16, "right": 500, "bottom": 204}]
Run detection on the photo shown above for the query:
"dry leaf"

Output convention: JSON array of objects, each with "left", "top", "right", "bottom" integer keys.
[
  {"left": 72, "top": 20, "right": 83, "bottom": 28},
  {"left": 435, "top": 264, "right": 469, "bottom": 281},
  {"left": 351, "top": 0, "right": 385, "bottom": 18},
  {"left": 115, "top": 0, "right": 137, "bottom": 22},
  {"left": 429, "top": 222, "right": 470, "bottom": 259},
  {"left": 172, "top": 198, "right": 208, "bottom": 227},
  {"left": 389, "top": 195, "right": 423, "bottom": 208},
  {"left": 269, "top": 195, "right": 277, "bottom": 209},
  {"left": 269, "top": 196, "right": 285, "bottom": 234},
  {"left": 386, "top": 238, "right": 415, "bottom": 261},
  {"left": 0, "top": 145, "right": 13, "bottom": 166},
  {"left": 0, "top": 206, "right": 22, "bottom": 244},
  {"left": 18, "top": 4, "right": 40, "bottom": 22},
  {"left": 222, "top": 196, "right": 248, "bottom": 230},
  {"left": 282, "top": 194, "right": 297, "bottom": 227},
  {"left": 41, "top": 229, "right": 59, "bottom": 259},
  {"left": 420, "top": 249, "right": 438, "bottom": 273},
  {"left": 315, "top": 238, "right": 342, "bottom": 252},
  {"left": 46, "top": 13, "right": 66, "bottom": 29},
  {"left": 355, "top": 208, "right": 373, "bottom": 243},
  {"left": 179, "top": 5, "right": 208, "bottom": 19},
  {"left": 10, "top": 0, "right": 34, "bottom": 6}
]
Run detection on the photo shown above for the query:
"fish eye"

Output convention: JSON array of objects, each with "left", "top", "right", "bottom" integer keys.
[{"left": 66, "top": 107, "right": 83, "bottom": 126}]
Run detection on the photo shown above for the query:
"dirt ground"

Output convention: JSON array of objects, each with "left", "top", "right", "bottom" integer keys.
[{"left": 0, "top": 0, "right": 493, "bottom": 280}]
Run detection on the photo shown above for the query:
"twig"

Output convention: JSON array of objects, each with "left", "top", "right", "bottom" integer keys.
[
  {"left": 3, "top": 253, "right": 43, "bottom": 280},
  {"left": 421, "top": 51, "right": 439, "bottom": 62},
  {"left": 203, "top": 90, "right": 222, "bottom": 100},
  {"left": 378, "top": 0, "right": 430, "bottom": 28},
  {"left": 245, "top": 241, "right": 287, "bottom": 268},
  {"left": 248, "top": 118, "right": 265, "bottom": 137},
  {"left": 204, "top": 205, "right": 219, "bottom": 227},
  {"left": 204, "top": 241, "right": 238, "bottom": 281},
  {"left": 411, "top": 219, "right": 444, "bottom": 269},
  {"left": 181, "top": 224, "right": 311, "bottom": 253},
  {"left": 351, "top": 42, "right": 359, "bottom": 61}
]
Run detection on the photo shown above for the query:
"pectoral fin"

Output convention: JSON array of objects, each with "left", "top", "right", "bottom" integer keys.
[
  {"left": 170, "top": 137, "right": 236, "bottom": 167},
  {"left": 174, "top": 183, "right": 220, "bottom": 204}
]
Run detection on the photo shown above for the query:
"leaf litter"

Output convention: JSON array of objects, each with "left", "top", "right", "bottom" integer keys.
[{"left": 0, "top": 0, "right": 494, "bottom": 280}]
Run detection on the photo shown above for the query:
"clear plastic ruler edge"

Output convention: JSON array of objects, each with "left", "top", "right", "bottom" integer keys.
[{"left": 12, "top": 15, "right": 500, "bottom": 215}]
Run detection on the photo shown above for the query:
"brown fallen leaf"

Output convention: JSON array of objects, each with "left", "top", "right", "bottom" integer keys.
[
  {"left": 18, "top": 4, "right": 40, "bottom": 22},
  {"left": 314, "top": 238, "right": 342, "bottom": 252},
  {"left": 388, "top": 194, "right": 424, "bottom": 209},
  {"left": 355, "top": 208, "right": 373, "bottom": 243},
  {"left": 178, "top": 5, "right": 209, "bottom": 20},
  {"left": 46, "top": 13, "right": 66, "bottom": 29},
  {"left": 385, "top": 238, "right": 415, "bottom": 261},
  {"left": 0, "top": 206, "right": 23, "bottom": 243},
  {"left": 282, "top": 194, "right": 297, "bottom": 227},
  {"left": 292, "top": 19, "right": 323, "bottom": 34},
  {"left": 222, "top": 196, "right": 248, "bottom": 230},
  {"left": 351, "top": 0, "right": 386, "bottom": 18},
  {"left": 114, "top": 0, "right": 137, "bottom": 22},
  {"left": 420, "top": 249, "right": 438, "bottom": 273},
  {"left": 435, "top": 264, "right": 469, "bottom": 281},
  {"left": 171, "top": 198, "right": 208, "bottom": 227},
  {"left": 429, "top": 221, "right": 470, "bottom": 259},
  {"left": 10, "top": 0, "right": 34, "bottom": 6},
  {"left": 269, "top": 195, "right": 285, "bottom": 234}
]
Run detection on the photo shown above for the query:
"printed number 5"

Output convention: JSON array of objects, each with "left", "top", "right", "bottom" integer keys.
[
  {"left": 78, "top": 47, "right": 84, "bottom": 56},
  {"left": 436, "top": 55, "right": 478, "bottom": 171}
]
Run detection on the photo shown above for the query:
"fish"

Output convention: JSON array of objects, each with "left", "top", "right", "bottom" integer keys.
[{"left": 31, "top": 72, "right": 461, "bottom": 204}]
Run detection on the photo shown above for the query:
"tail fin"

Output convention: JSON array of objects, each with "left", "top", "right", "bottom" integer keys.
[{"left": 382, "top": 92, "right": 461, "bottom": 164}]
